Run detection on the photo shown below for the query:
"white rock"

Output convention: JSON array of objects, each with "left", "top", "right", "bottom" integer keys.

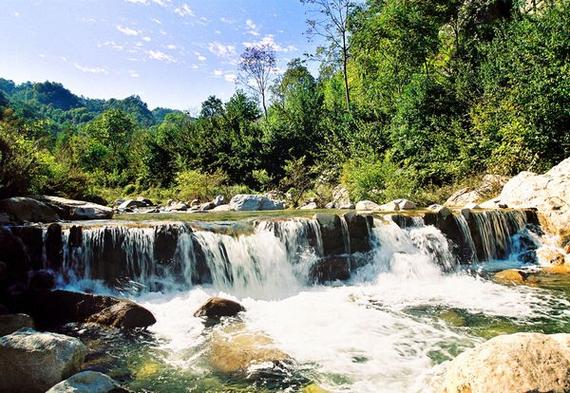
[
  {"left": 39, "top": 196, "right": 114, "bottom": 220},
  {"left": 328, "top": 185, "right": 351, "bottom": 209},
  {"left": 213, "top": 195, "right": 225, "bottom": 207},
  {"left": 299, "top": 202, "right": 318, "bottom": 210},
  {"left": 212, "top": 204, "right": 231, "bottom": 212},
  {"left": 46, "top": 371, "right": 121, "bottom": 393},
  {"left": 229, "top": 194, "right": 284, "bottom": 211},
  {"left": 436, "top": 333, "right": 570, "bottom": 393},
  {"left": 0, "top": 329, "right": 87, "bottom": 393},
  {"left": 378, "top": 199, "right": 416, "bottom": 211},
  {"left": 355, "top": 200, "right": 381, "bottom": 211},
  {"left": 482, "top": 158, "right": 570, "bottom": 236}
]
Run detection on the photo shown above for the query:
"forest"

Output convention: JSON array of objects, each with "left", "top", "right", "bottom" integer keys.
[{"left": 1, "top": 0, "right": 568, "bottom": 207}]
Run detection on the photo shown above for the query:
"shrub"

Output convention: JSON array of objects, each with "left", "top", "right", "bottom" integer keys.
[{"left": 175, "top": 169, "right": 228, "bottom": 202}]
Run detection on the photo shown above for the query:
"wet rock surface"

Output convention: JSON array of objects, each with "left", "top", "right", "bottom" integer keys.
[
  {"left": 0, "top": 328, "right": 87, "bottom": 393},
  {"left": 0, "top": 313, "right": 34, "bottom": 336},
  {"left": 46, "top": 371, "right": 126, "bottom": 393},
  {"left": 26, "top": 290, "right": 156, "bottom": 330},
  {"left": 194, "top": 297, "right": 245, "bottom": 319}
]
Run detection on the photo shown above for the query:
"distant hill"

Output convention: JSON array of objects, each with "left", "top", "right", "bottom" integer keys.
[{"left": 0, "top": 78, "right": 179, "bottom": 127}]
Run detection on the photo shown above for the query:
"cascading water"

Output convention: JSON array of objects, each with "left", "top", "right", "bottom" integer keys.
[{"left": 18, "top": 208, "right": 567, "bottom": 392}]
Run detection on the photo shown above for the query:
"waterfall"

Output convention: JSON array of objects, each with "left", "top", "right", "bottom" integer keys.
[{"left": 11, "top": 208, "right": 535, "bottom": 297}]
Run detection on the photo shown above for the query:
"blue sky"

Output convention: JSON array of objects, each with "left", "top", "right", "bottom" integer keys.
[{"left": 0, "top": 0, "right": 319, "bottom": 111}]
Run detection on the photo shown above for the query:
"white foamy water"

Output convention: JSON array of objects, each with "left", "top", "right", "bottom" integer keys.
[{"left": 136, "top": 218, "right": 564, "bottom": 393}]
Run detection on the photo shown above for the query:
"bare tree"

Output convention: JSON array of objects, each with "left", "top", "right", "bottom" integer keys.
[
  {"left": 238, "top": 45, "right": 276, "bottom": 119},
  {"left": 302, "top": 0, "right": 354, "bottom": 111}
]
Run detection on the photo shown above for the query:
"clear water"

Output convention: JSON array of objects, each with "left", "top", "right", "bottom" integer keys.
[{"left": 58, "top": 217, "right": 570, "bottom": 393}]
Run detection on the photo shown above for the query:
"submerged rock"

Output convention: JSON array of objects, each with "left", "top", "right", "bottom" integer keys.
[
  {"left": 229, "top": 194, "right": 284, "bottom": 211},
  {"left": 310, "top": 256, "right": 351, "bottom": 283},
  {"left": 46, "top": 371, "right": 125, "bottom": 393},
  {"left": 493, "top": 269, "right": 535, "bottom": 284},
  {"left": 0, "top": 328, "right": 87, "bottom": 393},
  {"left": 209, "top": 323, "right": 289, "bottom": 374},
  {"left": 194, "top": 297, "right": 245, "bottom": 319},
  {"left": 537, "top": 246, "right": 567, "bottom": 266},
  {"left": 0, "top": 313, "right": 34, "bottom": 336},
  {"left": 437, "top": 333, "right": 570, "bottom": 393}
]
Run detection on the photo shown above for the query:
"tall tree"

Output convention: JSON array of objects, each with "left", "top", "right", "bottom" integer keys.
[
  {"left": 238, "top": 45, "right": 276, "bottom": 119},
  {"left": 302, "top": 0, "right": 355, "bottom": 111}
]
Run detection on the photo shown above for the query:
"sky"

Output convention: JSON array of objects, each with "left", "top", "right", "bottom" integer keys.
[{"left": 0, "top": 0, "right": 320, "bottom": 111}]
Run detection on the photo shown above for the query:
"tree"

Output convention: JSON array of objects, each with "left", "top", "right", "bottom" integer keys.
[
  {"left": 238, "top": 45, "right": 277, "bottom": 119},
  {"left": 301, "top": 0, "right": 355, "bottom": 110},
  {"left": 200, "top": 95, "right": 224, "bottom": 119}
]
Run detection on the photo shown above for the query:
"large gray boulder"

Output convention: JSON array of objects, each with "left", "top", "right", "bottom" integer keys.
[
  {"left": 46, "top": 371, "right": 123, "bottom": 393},
  {"left": 328, "top": 185, "right": 352, "bottom": 209},
  {"left": 0, "top": 314, "right": 34, "bottom": 336},
  {"left": 38, "top": 196, "right": 113, "bottom": 220},
  {"left": 229, "top": 194, "right": 284, "bottom": 211},
  {"left": 436, "top": 333, "right": 570, "bottom": 393},
  {"left": 481, "top": 158, "right": 570, "bottom": 239},
  {"left": 0, "top": 197, "right": 60, "bottom": 223},
  {"left": 0, "top": 329, "right": 87, "bottom": 393},
  {"left": 445, "top": 174, "right": 508, "bottom": 207}
]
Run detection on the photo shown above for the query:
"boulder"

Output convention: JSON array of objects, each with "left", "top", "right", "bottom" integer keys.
[
  {"left": 343, "top": 212, "right": 373, "bottom": 253},
  {"left": 0, "top": 197, "right": 60, "bottom": 223},
  {"left": 493, "top": 269, "right": 537, "bottom": 285},
  {"left": 213, "top": 195, "right": 225, "bottom": 207},
  {"left": 38, "top": 196, "right": 113, "bottom": 220},
  {"left": 480, "top": 158, "right": 570, "bottom": 239},
  {"left": 355, "top": 200, "right": 381, "bottom": 211},
  {"left": 299, "top": 202, "right": 318, "bottom": 210},
  {"left": 29, "top": 269, "right": 56, "bottom": 292},
  {"left": 328, "top": 185, "right": 351, "bottom": 209},
  {"left": 537, "top": 246, "right": 567, "bottom": 266},
  {"left": 229, "top": 194, "right": 284, "bottom": 211},
  {"left": 28, "top": 290, "right": 156, "bottom": 330},
  {"left": 194, "top": 297, "right": 245, "bottom": 319},
  {"left": 378, "top": 199, "right": 416, "bottom": 211},
  {"left": 46, "top": 371, "right": 124, "bottom": 393},
  {"left": 314, "top": 214, "right": 346, "bottom": 256},
  {"left": 437, "top": 333, "right": 570, "bottom": 393},
  {"left": 0, "top": 329, "right": 87, "bottom": 393},
  {"left": 210, "top": 323, "right": 289, "bottom": 374},
  {"left": 198, "top": 201, "right": 216, "bottom": 211},
  {"left": 164, "top": 201, "right": 188, "bottom": 212},
  {"left": 212, "top": 204, "right": 231, "bottom": 212},
  {"left": 117, "top": 199, "right": 147, "bottom": 211},
  {"left": 136, "top": 197, "right": 154, "bottom": 206},
  {"left": 310, "top": 256, "right": 351, "bottom": 283},
  {"left": 445, "top": 174, "right": 509, "bottom": 207},
  {"left": 0, "top": 314, "right": 34, "bottom": 336}
]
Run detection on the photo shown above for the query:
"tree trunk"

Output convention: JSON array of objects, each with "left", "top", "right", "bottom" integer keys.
[
  {"left": 342, "top": 33, "right": 351, "bottom": 111},
  {"left": 261, "top": 91, "right": 268, "bottom": 119}
]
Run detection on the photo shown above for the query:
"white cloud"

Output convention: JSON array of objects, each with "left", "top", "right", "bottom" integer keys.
[
  {"left": 166, "top": 44, "right": 177, "bottom": 50},
  {"left": 220, "top": 17, "right": 234, "bottom": 24},
  {"left": 147, "top": 50, "right": 175, "bottom": 63},
  {"left": 99, "top": 41, "right": 124, "bottom": 51},
  {"left": 129, "top": 70, "right": 140, "bottom": 78},
  {"left": 245, "top": 19, "right": 260, "bottom": 36},
  {"left": 116, "top": 25, "right": 140, "bottom": 36},
  {"left": 191, "top": 64, "right": 199, "bottom": 69},
  {"left": 125, "top": 0, "right": 147, "bottom": 3},
  {"left": 13, "top": 11, "right": 20, "bottom": 17},
  {"left": 125, "top": 0, "right": 170, "bottom": 5},
  {"left": 152, "top": 18, "right": 162, "bottom": 24},
  {"left": 142, "top": 36, "right": 151, "bottom": 42},
  {"left": 224, "top": 73, "right": 237, "bottom": 83},
  {"left": 243, "top": 35, "right": 297, "bottom": 52},
  {"left": 175, "top": 3, "right": 194, "bottom": 17},
  {"left": 208, "top": 41, "right": 236, "bottom": 58},
  {"left": 74, "top": 63, "right": 108, "bottom": 74},
  {"left": 213, "top": 69, "right": 224, "bottom": 76}
]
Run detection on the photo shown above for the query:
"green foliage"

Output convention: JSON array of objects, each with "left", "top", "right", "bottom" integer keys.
[
  {"left": 341, "top": 155, "right": 417, "bottom": 203},
  {"left": 175, "top": 169, "right": 228, "bottom": 202}
]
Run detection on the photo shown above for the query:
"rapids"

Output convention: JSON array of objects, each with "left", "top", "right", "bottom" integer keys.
[{"left": 43, "top": 211, "right": 570, "bottom": 392}]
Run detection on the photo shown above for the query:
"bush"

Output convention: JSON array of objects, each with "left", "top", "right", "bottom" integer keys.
[
  {"left": 175, "top": 169, "right": 228, "bottom": 202},
  {"left": 341, "top": 155, "right": 418, "bottom": 203}
]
